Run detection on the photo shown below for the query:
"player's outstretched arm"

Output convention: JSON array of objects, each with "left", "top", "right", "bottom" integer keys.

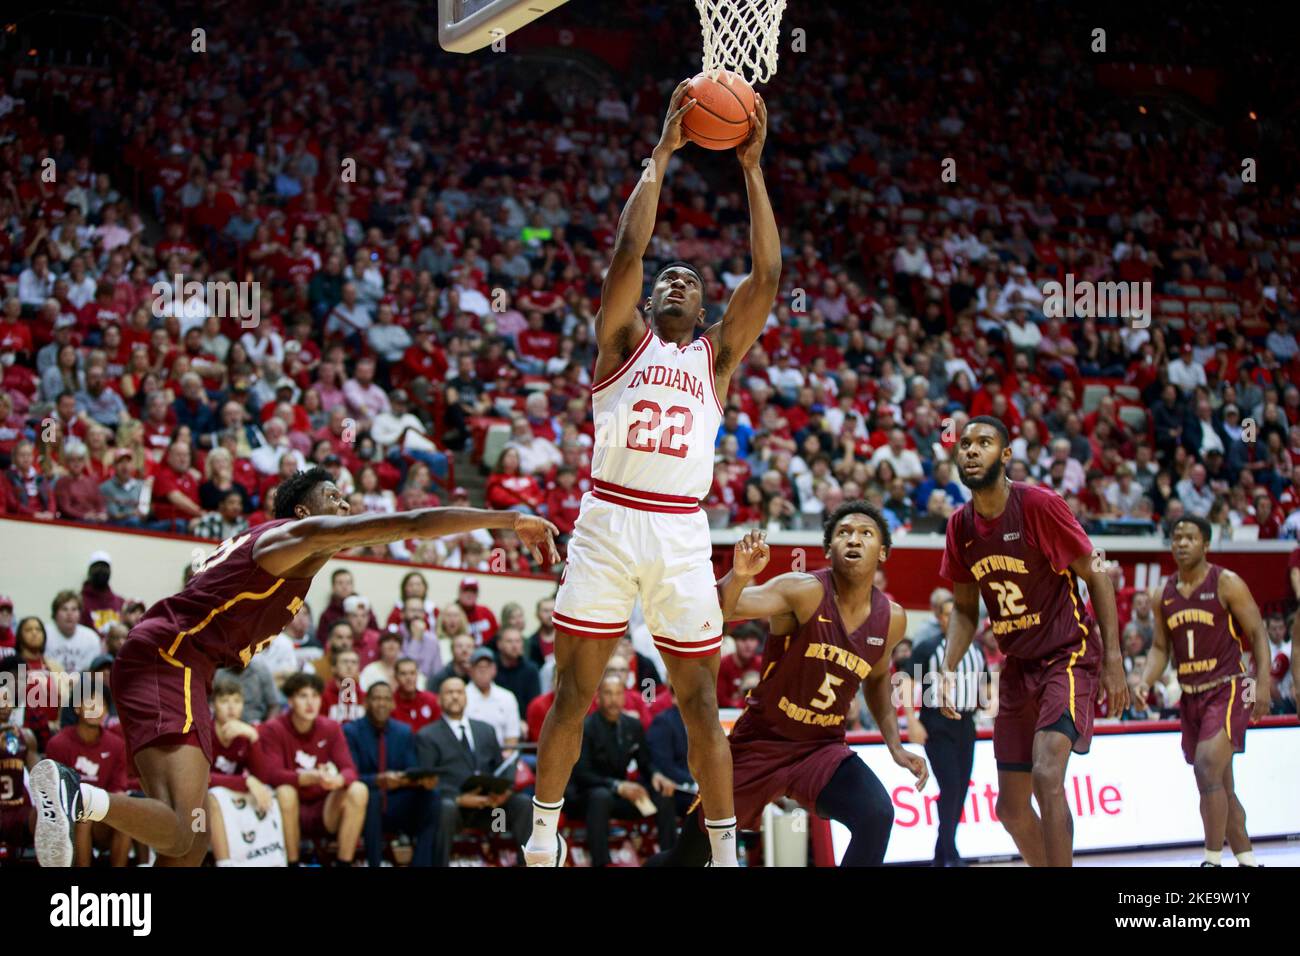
[
  {"left": 1072, "top": 550, "right": 1129, "bottom": 715},
  {"left": 717, "top": 529, "right": 820, "bottom": 622},
  {"left": 253, "top": 509, "right": 559, "bottom": 578},
  {"left": 867, "top": 603, "right": 929, "bottom": 789},
  {"left": 705, "top": 95, "right": 780, "bottom": 384},
  {"left": 1220, "top": 569, "right": 1271, "bottom": 719},
  {"left": 594, "top": 81, "right": 696, "bottom": 364}
]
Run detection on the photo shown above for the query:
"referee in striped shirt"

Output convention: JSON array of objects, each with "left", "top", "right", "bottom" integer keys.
[{"left": 909, "top": 588, "right": 988, "bottom": 867}]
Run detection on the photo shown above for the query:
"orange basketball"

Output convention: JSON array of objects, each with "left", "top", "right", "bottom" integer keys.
[{"left": 682, "top": 70, "right": 755, "bottom": 150}]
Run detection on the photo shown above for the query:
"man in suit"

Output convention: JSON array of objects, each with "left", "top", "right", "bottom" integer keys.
[
  {"left": 414, "top": 676, "right": 532, "bottom": 866},
  {"left": 344, "top": 680, "right": 440, "bottom": 867},
  {"left": 567, "top": 673, "right": 678, "bottom": 867},
  {"left": 646, "top": 687, "right": 697, "bottom": 820}
]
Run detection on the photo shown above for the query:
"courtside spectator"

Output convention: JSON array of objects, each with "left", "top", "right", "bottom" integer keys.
[
  {"left": 566, "top": 673, "right": 679, "bottom": 868},
  {"left": 79, "top": 551, "right": 123, "bottom": 634},
  {"left": 206, "top": 679, "right": 296, "bottom": 866},
  {"left": 45, "top": 689, "right": 130, "bottom": 866},
  {"left": 45, "top": 591, "right": 100, "bottom": 674},
  {"left": 391, "top": 658, "right": 441, "bottom": 732},
  {"left": 463, "top": 647, "right": 521, "bottom": 750},
  {"left": 252, "top": 672, "right": 369, "bottom": 866},
  {"left": 344, "top": 681, "right": 439, "bottom": 867},
  {"left": 493, "top": 627, "right": 541, "bottom": 718},
  {"left": 415, "top": 676, "right": 532, "bottom": 867},
  {"left": 322, "top": 649, "right": 367, "bottom": 724},
  {"left": 717, "top": 623, "right": 764, "bottom": 709}
]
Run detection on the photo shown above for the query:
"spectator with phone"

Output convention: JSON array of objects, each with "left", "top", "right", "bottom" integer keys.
[
  {"left": 344, "top": 681, "right": 439, "bottom": 867},
  {"left": 414, "top": 676, "right": 532, "bottom": 866}
]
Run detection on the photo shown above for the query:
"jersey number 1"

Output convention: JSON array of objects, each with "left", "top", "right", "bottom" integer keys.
[{"left": 627, "top": 400, "right": 693, "bottom": 458}]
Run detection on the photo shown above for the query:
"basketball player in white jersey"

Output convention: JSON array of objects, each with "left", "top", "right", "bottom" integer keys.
[{"left": 524, "top": 80, "right": 779, "bottom": 866}]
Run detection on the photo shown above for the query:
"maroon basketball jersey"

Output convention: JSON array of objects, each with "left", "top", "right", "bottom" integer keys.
[
  {"left": 126, "top": 520, "right": 313, "bottom": 672},
  {"left": 941, "top": 483, "right": 1095, "bottom": 661},
  {"left": 0, "top": 726, "right": 30, "bottom": 810},
  {"left": 1159, "top": 565, "right": 1247, "bottom": 686},
  {"left": 741, "top": 569, "right": 892, "bottom": 742}
]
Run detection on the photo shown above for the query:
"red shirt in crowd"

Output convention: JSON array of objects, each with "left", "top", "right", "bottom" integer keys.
[
  {"left": 717, "top": 651, "right": 763, "bottom": 709},
  {"left": 543, "top": 484, "right": 583, "bottom": 535},
  {"left": 321, "top": 678, "right": 368, "bottom": 724},
  {"left": 486, "top": 473, "right": 544, "bottom": 510},
  {"left": 209, "top": 731, "right": 254, "bottom": 791},
  {"left": 46, "top": 725, "right": 128, "bottom": 792},
  {"left": 251, "top": 712, "right": 357, "bottom": 804},
  {"left": 151, "top": 462, "right": 201, "bottom": 521},
  {"left": 391, "top": 689, "right": 442, "bottom": 733}
]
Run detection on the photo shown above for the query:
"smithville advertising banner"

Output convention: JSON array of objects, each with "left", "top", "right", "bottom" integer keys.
[{"left": 824, "top": 724, "right": 1300, "bottom": 865}]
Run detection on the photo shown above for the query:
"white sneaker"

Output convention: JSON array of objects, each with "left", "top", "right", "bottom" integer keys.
[
  {"left": 523, "top": 833, "right": 567, "bottom": 867},
  {"left": 32, "top": 759, "right": 83, "bottom": 868}
]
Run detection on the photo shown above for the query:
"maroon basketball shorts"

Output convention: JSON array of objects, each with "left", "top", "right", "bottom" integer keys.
[
  {"left": 728, "top": 713, "right": 854, "bottom": 830},
  {"left": 994, "top": 625, "right": 1101, "bottom": 771},
  {"left": 1179, "top": 676, "right": 1251, "bottom": 765},
  {"left": 0, "top": 805, "right": 32, "bottom": 845},
  {"left": 111, "top": 633, "right": 215, "bottom": 767}
]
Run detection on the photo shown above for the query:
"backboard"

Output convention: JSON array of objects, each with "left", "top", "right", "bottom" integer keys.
[{"left": 437, "top": 0, "right": 570, "bottom": 53}]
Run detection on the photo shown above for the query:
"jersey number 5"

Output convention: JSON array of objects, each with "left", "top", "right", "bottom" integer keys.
[
  {"left": 810, "top": 673, "right": 844, "bottom": 710},
  {"left": 627, "top": 400, "right": 693, "bottom": 458}
]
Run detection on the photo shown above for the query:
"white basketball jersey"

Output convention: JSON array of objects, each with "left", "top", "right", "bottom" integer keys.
[{"left": 590, "top": 326, "right": 723, "bottom": 502}]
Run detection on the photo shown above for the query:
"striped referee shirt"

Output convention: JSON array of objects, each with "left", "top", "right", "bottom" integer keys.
[{"left": 910, "top": 632, "right": 988, "bottom": 715}]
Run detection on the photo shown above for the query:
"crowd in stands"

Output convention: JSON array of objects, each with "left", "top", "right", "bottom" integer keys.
[
  {"left": 2, "top": 0, "right": 1299, "bottom": 864},
  {"left": 2, "top": 2, "right": 1300, "bottom": 558}
]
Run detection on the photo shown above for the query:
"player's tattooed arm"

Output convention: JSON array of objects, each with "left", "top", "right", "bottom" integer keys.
[
  {"left": 1219, "top": 569, "right": 1271, "bottom": 719},
  {"left": 1071, "top": 550, "right": 1129, "bottom": 715},
  {"left": 254, "top": 509, "right": 559, "bottom": 577},
  {"left": 867, "top": 603, "right": 929, "bottom": 789},
  {"left": 705, "top": 96, "right": 780, "bottom": 386}
]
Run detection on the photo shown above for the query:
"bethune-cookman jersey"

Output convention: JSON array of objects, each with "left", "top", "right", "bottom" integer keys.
[
  {"left": 126, "top": 520, "right": 313, "bottom": 672},
  {"left": 1159, "top": 564, "right": 1247, "bottom": 687},
  {"left": 589, "top": 324, "right": 723, "bottom": 507}
]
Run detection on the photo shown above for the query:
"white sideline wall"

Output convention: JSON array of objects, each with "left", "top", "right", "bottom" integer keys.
[{"left": 0, "top": 518, "right": 558, "bottom": 636}]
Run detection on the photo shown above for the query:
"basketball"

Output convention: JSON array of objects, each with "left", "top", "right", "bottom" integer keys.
[{"left": 682, "top": 69, "right": 756, "bottom": 150}]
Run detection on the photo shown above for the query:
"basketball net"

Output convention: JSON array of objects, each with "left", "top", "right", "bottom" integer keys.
[{"left": 695, "top": 0, "right": 786, "bottom": 86}]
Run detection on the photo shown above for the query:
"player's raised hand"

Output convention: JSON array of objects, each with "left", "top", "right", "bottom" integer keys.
[
  {"left": 658, "top": 79, "right": 698, "bottom": 153},
  {"left": 1100, "top": 655, "right": 1129, "bottom": 715},
  {"left": 894, "top": 748, "right": 930, "bottom": 792},
  {"left": 513, "top": 514, "right": 561, "bottom": 566},
  {"left": 736, "top": 93, "right": 768, "bottom": 168},
  {"left": 732, "top": 529, "right": 770, "bottom": 578}
]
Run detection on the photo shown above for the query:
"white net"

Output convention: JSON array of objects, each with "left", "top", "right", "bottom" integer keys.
[{"left": 695, "top": 0, "right": 787, "bottom": 86}]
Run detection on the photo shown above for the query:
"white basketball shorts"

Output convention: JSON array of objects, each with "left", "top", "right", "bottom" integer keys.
[{"left": 553, "top": 480, "right": 723, "bottom": 658}]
